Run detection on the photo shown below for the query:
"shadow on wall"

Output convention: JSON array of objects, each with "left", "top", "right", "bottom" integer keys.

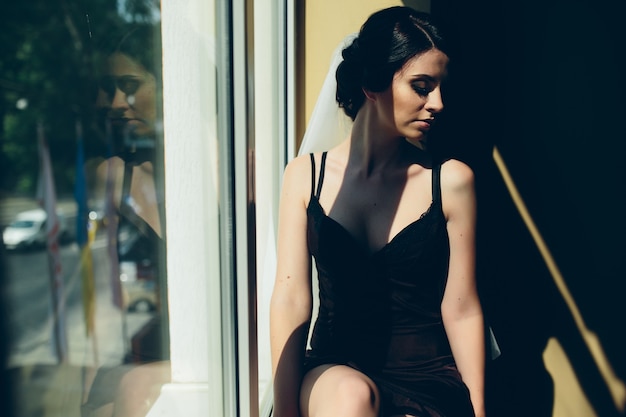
[{"left": 427, "top": 0, "right": 626, "bottom": 416}]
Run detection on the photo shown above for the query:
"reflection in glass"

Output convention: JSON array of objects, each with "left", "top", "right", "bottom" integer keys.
[{"left": 0, "top": 2, "right": 168, "bottom": 416}]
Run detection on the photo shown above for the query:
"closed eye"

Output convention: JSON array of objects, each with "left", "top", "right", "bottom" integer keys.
[
  {"left": 410, "top": 77, "right": 435, "bottom": 96},
  {"left": 411, "top": 82, "right": 431, "bottom": 96},
  {"left": 412, "top": 86, "right": 430, "bottom": 96},
  {"left": 117, "top": 77, "right": 141, "bottom": 95},
  {"left": 98, "top": 76, "right": 142, "bottom": 97}
]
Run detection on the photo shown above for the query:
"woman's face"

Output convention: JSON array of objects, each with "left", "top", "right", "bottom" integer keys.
[
  {"left": 374, "top": 48, "right": 449, "bottom": 144},
  {"left": 98, "top": 52, "right": 157, "bottom": 138}
]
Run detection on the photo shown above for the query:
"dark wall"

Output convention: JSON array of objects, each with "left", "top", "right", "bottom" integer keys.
[{"left": 429, "top": 1, "right": 626, "bottom": 416}]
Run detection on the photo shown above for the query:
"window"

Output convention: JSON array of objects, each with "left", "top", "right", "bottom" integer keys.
[
  {"left": 1, "top": 1, "right": 291, "bottom": 416},
  {"left": 1, "top": 2, "right": 170, "bottom": 416}
]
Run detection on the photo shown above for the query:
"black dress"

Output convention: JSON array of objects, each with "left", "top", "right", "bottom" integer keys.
[
  {"left": 117, "top": 160, "right": 170, "bottom": 363},
  {"left": 304, "top": 152, "right": 474, "bottom": 417}
]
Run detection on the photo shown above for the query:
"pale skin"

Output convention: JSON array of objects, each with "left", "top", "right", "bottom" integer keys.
[{"left": 270, "top": 49, "right": 485, "bottom": 417}]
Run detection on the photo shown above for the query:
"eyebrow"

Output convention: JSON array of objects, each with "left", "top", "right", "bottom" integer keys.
[{"left": 409, "top": 74, "right": 437, "bottom": 81}]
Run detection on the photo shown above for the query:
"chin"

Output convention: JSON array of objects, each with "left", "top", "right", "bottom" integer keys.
[
  {"left": 404, "top": 129, "right": 427, "bottom": 140},
  {"left": 405, "top": 137, "right": 427, "bottom": 150},
  {"left": 132, "top": 127, "right": 153, "bottom": 137}
]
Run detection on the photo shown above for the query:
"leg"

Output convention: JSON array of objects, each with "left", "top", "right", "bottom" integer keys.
[
  {"left": 81, "top": 365, "right": 136, "bottom": 417},
  {"left": 300, "top": 364, "right": 380, "bottom": 417},
  {"left": 112, "top": 361, "right": 171, "bottom": 417}
]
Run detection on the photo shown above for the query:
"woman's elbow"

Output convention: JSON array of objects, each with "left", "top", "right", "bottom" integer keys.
[
  {"left": 441, "top": 296, "right": 482, "bottom": 324},
  {"left": 270, "top": 289, "right": 312, "bottom": 322}
]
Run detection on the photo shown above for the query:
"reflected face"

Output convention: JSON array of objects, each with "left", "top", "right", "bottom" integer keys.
[
  {"left": 98, "top": 52, "right": 157, "bottom": 138},
  {"left": 375, "top": 48, "right": 449, "bottom": 144}
]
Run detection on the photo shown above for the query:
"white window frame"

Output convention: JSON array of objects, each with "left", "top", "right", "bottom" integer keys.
[{"left": 147, "top": 0, "right": 295, "bottom": 416}]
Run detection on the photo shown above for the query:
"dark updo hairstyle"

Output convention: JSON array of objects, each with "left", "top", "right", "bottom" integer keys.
[
  {"left": 336, "top": 7, "right": 448, "bottom": 120},
  {"left": 97, "top": 23, "right": 162, "bottom": 82}
]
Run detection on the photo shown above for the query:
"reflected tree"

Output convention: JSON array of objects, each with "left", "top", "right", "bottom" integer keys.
[{"left": 0, "top": 0, "right": 159, "bottom": 196}]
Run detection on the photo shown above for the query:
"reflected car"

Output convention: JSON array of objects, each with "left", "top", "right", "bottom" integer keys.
[{"left": 2, "top": 209, "right": 71, "bottom": 251}]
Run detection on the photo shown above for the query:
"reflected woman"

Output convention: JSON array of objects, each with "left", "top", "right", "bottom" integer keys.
[
  {"left": 95, "top": 25, "right": 163, "bottom": 240},
  {"left": 83, "top": 24, "right": 170, "bottom": 417}
]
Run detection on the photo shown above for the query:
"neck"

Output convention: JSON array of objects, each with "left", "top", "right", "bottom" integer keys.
[{"left": 345, "top": 107, "right": 427, "bottom": 176}]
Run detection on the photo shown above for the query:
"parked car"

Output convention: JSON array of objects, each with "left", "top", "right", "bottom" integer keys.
[{"left": 2, "top": 208, "right": 71, "bottom": 251}]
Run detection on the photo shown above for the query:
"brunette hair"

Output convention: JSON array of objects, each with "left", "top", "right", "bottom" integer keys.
[
  {"left": 107, "top": 24, "right": 161, "bottom": 78},
  {"left": 336, "top": 7, "right": 448, "bottom": 120}
]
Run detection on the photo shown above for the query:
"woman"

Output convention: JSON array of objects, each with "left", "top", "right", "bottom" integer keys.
[
  {"left": 94, "top": 25, "right": 163, "bottom": 242},
  {"left": 270, "top": 7, "right": 485, "bottom": 417},
  {"left": 83, "top": 25, "right": 171, "bottom": 417}
]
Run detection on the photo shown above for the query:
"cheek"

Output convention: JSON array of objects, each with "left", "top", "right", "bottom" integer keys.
[
  {"left": 135, "top": 87, "right": 157, "bottom": 120},
  {"left": 392, "top": 97, "right": 419, "bottom": 122},
  {"left": 391, "top": 86, "right": 419, "bottom": 110}
]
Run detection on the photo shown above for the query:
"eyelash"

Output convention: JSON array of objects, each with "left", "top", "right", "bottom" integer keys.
[
  {"left": 412, "top": 85, "right": 430, "bottom": 96},
  {"left": 118, "top": 79, "right": 141, "bottom": 95},
  {"left": 99, "top": 77, "right": 142, "bottom": 97}
]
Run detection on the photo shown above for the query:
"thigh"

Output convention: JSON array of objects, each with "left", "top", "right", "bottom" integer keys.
[{"left": 300, "top": 364, "right": 381, "bottom": 417}]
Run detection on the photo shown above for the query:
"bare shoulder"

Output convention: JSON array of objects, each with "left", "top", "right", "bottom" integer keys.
[
  {"left": 95, "top": 156, "right": 125, "bottom": 181},
  {"left": 440, "top": 159, "right": 476, "bottom": 221},
  {"left": 283, "top": 153, "right": 314, "bottom": 187},
  {"left": 280, "top": 153, "right": 318, "bottom": 204},
  {"left": 283, "top": 153, "right": 313, "bottom": 176},
  {"left": 440, "top": 158, "right": 475, "bottom": 193}
]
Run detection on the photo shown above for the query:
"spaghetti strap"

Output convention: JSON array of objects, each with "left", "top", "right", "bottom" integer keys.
[
  {"left": 309, "top": 153, "right": 316, "bottom": 200},
  {"left": 309, "top": 152, "right": 328, "bottom": 200},
  {"left": 316, "top": 152, "right": 328, "bottom": 199},
  {"left": 122, "top": 162, "right": 133, "bottom": 198},
  {"left": 432, "top": 162, "right": 442, "bottom": 205}
]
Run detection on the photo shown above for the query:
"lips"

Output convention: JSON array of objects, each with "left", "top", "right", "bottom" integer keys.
[
  {"left": 415, "top": 118, "right": 435, "bottom": 130},
  {"left": 109, "top": 117, "right": 130, "bottom": 126},
  {"left": 110, "top": 118, "right": 145, "bottom": 128}
]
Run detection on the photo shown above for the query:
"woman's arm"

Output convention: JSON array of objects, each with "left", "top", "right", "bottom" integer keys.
[
  {"left": 440, "top": 159, "right": 486, "bottom": 417},
  {"left": 270, "top": 156, "right": 314, "bottom": 417}
]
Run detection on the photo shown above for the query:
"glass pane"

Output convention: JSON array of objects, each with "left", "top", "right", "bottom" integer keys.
[
  {"left": 0, "top": 2, "right": 169, "bottom": 416},
  {"left": 253, "top": 0, "right": 287, "bottom": 413}
]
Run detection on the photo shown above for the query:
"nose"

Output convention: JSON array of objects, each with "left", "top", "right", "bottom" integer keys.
[
  {"left": 110, "top": 87, "right": 131, "bottom": 112},
  {"left": 425, "top": 87, "right": 444, "bottom": 114}
]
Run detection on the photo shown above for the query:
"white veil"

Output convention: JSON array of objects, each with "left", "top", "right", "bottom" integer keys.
[{"left": 297, "top": 33, "right": 357, "bottom": 156}]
